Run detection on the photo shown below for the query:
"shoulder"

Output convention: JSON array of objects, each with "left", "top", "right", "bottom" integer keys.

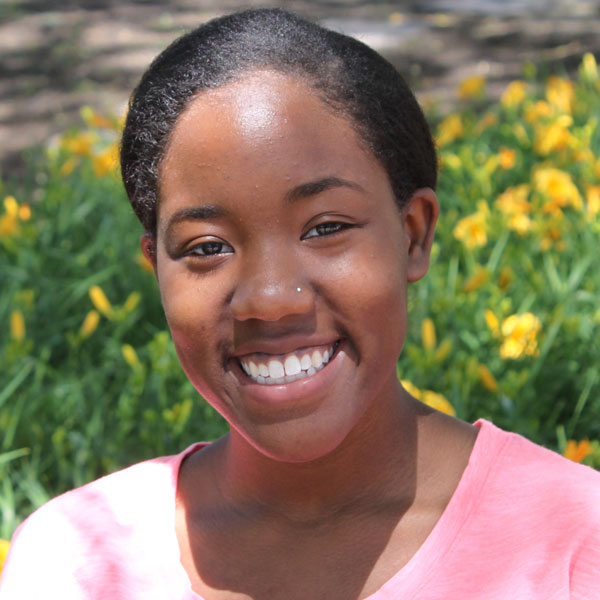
[
  {"left": 0, "top": 444, "right": 205, "bottom": 597},
  {"left": 24, "top": 450, "right": 180, "bottom": 531},
  {"left": 475, "top": 420, "right": 600, "bottom": 591},
  {"left": 476, "top": 419, "right": 600, "bottom": 516}
]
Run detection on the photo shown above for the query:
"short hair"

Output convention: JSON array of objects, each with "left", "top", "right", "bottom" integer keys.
[{"left": 120, "top": 8, "right": 437, "bottom": 234}]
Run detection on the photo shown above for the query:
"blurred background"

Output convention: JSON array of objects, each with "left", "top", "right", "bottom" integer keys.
[
  {"left": 2, "top": 0, "right": 600, "bottom": 541},
  {"left": 2, "top": 0, "right": 600, "bottom": 174}
]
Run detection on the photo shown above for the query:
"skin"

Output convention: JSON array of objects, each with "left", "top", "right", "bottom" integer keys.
[{"left": 142, "top": 70, "right": 478, "bottom": 600}]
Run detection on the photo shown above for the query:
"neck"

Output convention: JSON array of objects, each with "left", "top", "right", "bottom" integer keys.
[{"left": 215, "top": 386, "right": 429, "bottom": 524}]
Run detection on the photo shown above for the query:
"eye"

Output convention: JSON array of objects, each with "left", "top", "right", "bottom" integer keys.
[
  {"left": 302, "top": 221, "right": 350, "bottom": 240},
  {"left": 186, "top": 240, "right": 234, "bottom": 257}
]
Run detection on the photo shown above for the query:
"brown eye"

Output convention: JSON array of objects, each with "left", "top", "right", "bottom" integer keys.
[
  {"left": 303, "top": 222, "right": 349, "bottom": 240},
  {"left": 187, "top": 241, "right": 234, "bottom": 256}
]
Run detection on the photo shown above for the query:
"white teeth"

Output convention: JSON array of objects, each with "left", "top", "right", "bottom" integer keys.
[
  {"left": 240, "top": 342, "right": 337, "bottom": 385},
  {"left": 311, "top": 350, "right": 323, "bottom": 368},
  {"left": 284, "top": 355, "right": 301, "bottom": 376},
  {"left": 300, "top": 354, "right": 312, "bottom": 370},
  {"left": 268, "top": 360, "right": 285, "bottom": 379}
]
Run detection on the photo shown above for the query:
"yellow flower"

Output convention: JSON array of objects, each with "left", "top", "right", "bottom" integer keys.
[
  {"left": 499, "top": 313, "right": 542, "bottom": 359},
  {"left": 546, "top": 76, "right": 574, "bottom": 114},
  {"left": 400, "top": 380, "right": 455, "bottom": 416},
  {"left": 92, "top": 144, "right": 119, "bottom": 177},
  {"left": 18, "top": 204, "right": 31, "bottom": 221},
  {"left": 10, "top": 309, "right": 26, "bottom": 342},
  {"left": 513, "top": 123, "right": 529, "bottom": 144},
  {"left": 485, "top": 310, "right": 500, "bottom": 337},
  {"left": 475, "top": 112, "right": 498, "bottom": 134},
  {"left": 525, "top": 100, "right": 553, "bottom": 124},
  {"left": 453, "top": 211, "right": 487, "bottom": 249},
  {"left": 64, "top": 132, "right": 95, "bottom": 157},
  {"left": 533, "top": 167, "right": 583, "bottom": 212},
  {"left": 441, "top": 152, "right": 461, "bottom": 171},
  {"left": 511, "top": 213, "right": 535, "bottom": 235},
  {"left": 586, "top": 186, "right": 600, "bottom": 218},
  {"left": 501, "top": 80, "right": 528, "bottom": 108},
  {"left": 496, "top": 183, "right": 531, "bottom": 217},
  {"left": 498, "top": 266, "right": 514, "bottom": 290},
  {"left": 4, "top": 196, "right": 18, "bottom": 217},
  {"left": 458, "top": 75, "right": 486, "bottom": 100},
  {"left": 580, "top": 52, "right": 598, "bottom": 83},
  {"left": 534, "top": 115, "right": 576, "bottom": 155},
  {"left": 0, "top": 538, "right": 10, "bottom": 577},
  {"left": 421, "top": 318, "right": 436, "bottom": 351},
  {"left": 79, "top": 310, "right": 100, "bottom": 339},
  {"left": 463, "top": 267, "right": 489, "bottom": 293},
  {"left": 89, "top": 285, "right": 114, "bottom": 319},
  {"left": 0, "top": 214, "right": 17, "bottom": 237},
  {"left": 498, "top": 147, "right": 516, "bottom": 170},
  {"left": 123, "top": 292, "right": 141, "bottom": 314},
  {"left": 80, "top": 105, "right": 113, "bottom": 129},
  {"left": 434, "top": 339, "right": 452, "bottom": 362},
  {"left": 122, "top": 344, "right": 141, "bottom": 370},
  {"left": 573, "top": 148, "right": 595, "bottom": 164},
  {"left": 60, "top": 157, "right": 79, "bottom": 176},
  {"left": 477, "top": 364, "right": 498, "bottom": 392},
  {"left": 483, "top": 155, "right": 498, "bottom": 177},
  {"left": 496, "top": 185, "right": 533, "bottom": 235},
  {"left": 563, "top": 439, "right": 592, "bottom": 463},
  {"left": 540, "top": 225, "right": 565, "bottom": 252},
  {"left": 400, "top": 379, "right": 421, "bottom": 398},
  {"left": 436, "top": 114, "right": 464, "bottom": 147},
  {"left": 420, "top": 390, "right": 456, "bottom": 416},
  {"left": 136, "top": 252, "right": 155, "bottom": 273}
]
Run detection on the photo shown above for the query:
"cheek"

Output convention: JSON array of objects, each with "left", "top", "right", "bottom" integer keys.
[
  {"left": 315, "top": 241, "right": 408, "bottom": 361},
  {"left": 156, "top": 266, "right": 225, "bottom": 373},
  {"left": 320, "top": 238, "right": 407, "bottom": 314}
]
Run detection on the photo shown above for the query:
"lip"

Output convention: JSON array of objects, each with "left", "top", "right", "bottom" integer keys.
[
  {"left": 229, "top": 339, "right": 348, "bottom": 406},
  {"left": 232, "top": 335, "right": 341, "bottom": 359}
]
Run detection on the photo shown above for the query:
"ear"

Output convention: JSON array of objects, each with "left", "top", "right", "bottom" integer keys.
[
  {"left": 140, "top": 232, "right": 158, "bottom": 277},
  {"left": 402, "top": 188, "right": 439, "bottom": 282}
]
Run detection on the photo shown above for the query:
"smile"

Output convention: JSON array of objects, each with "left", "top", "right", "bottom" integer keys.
[{"left": 238, "top": 341, "right": 340, "bottom": 385}]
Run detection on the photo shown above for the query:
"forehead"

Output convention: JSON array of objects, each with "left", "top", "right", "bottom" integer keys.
[
  {"left": 162, "top": 70, "right": 372, "bottom": 167},
  {"left": 157, "top": 70, "right": 389, "bottom": 218}
]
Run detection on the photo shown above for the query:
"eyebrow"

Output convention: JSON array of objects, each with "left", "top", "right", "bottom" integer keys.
[
  {"left": 162, "top": 176, "right": 364, "bottom": 237},
  {"left": 163, "top": 205, "right": 228, "bottom": 238},
  {"left": 285, "top": 176, "right": 365, "bottom": 203}
]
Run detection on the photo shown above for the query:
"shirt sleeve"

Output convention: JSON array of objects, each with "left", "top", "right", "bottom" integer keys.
[
  {"left": 0, "top": 509, "right": 88, "bottom": 599},
  {"left": 570, "top": 523, "right": 600, "bottom": 599}
]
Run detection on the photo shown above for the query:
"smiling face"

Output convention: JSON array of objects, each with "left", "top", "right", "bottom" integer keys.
[{"left": 145, "top": 70, "right": 437, "bottom": 462}]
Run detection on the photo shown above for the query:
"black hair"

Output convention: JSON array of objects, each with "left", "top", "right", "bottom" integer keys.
[{"left": 120, "top": 8, "right": 437, "bottom": 234}]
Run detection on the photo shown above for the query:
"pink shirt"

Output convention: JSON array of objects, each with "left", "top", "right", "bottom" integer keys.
[{"left": 1, "top": 419, "right": 599, "bottom": 598}]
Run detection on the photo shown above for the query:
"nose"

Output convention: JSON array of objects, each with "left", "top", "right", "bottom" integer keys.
[{"left": 230, "top": 250, "right": 314, "bottom": 322}]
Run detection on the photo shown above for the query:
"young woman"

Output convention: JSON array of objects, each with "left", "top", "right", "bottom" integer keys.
[{"left": 2, "top": 9, "right": 599, "bottom": 599}]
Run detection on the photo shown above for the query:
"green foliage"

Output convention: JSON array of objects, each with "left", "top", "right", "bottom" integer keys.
[
  {"left": 0, "top": 120, "right": 227, "bottom": 538},
  {"left": 399, "top": 57, "right": 600, "bottom": 467},
  {"left": 2, "top": 56, "right": 600, "bottom": 537}
]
